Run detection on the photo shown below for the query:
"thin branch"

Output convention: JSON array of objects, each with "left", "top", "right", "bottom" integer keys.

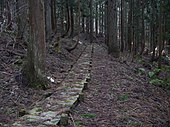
[{"left": 69, "top": 113, "right": 77, "bottom": 127}]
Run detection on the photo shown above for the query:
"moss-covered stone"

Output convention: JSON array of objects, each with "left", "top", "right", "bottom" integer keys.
[
  {"left": 19, "top": 108, "right": 28, "bottom": 117},
  {"left": 78, "top": 93, "right": 84, "bottom": 102},
  {"left": 59, "top": 113, "right": 68, "bottom": 126},
  {"left": 29, "top": 107, "right": 43, "bottom": 115},
  {"left": 12, "top": 122, "right": 23, "bottom": 127}
]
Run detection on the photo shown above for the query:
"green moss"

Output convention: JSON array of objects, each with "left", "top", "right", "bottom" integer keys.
[
  {"left": 54, "top": 41, "right": 61, "bottom": 53},
  {"left": 19, "top": 108, "right": 28, "bottom": 117},
  {"left": 60, "top": 113, "right": 68, "bottom": 126},
  {"left": 65, "top": 100, "right": 71, "bottom": 103},
  {"left": 22, "top": 63, "right": 48, "bottom": 90},
  {"left": 29, "top": 107, "right": 43, "bottom": 115},
  {"left": 31, "top": 80, "right": 48, "bottom": 90}
]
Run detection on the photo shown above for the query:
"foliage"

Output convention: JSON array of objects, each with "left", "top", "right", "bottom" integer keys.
[
  {"left": 148, "top": 68, "right": 161, "bottom": 78},
  {"left": 135, "top": 68, "right": 146, "bottom": 75},
  {"left": 81, "top": 113, "right": 96, "bottom": 118},
  {"left": 149, "top": 79, "right": 164, "bottom": 85},
  {"left": 148, "top": 71, "right": 155, "bottom": 78},
  {"left": 148, "top": 66, "right": 170, "bottom": 89},
  {"left": 31, "top": 82, "right": 48, "bottom": 90},
  {"left": 118, "top": 93, "right": 129, "bottom": 101},
  {"left": 75, "top": 120, "right": 83, "bottom": 126}
]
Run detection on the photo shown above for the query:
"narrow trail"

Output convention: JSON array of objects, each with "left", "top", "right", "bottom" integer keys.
[
  {"left": 67, "top": 43, "right": 170, "bottom": 127},
  {"left": 11, "top": 39, "right": 93, "bottom": 126}
]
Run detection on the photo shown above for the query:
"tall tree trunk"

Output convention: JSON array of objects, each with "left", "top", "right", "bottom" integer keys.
[
  {"left": 124, "top": 1, "right": 128, "bottom": 51},
  {"left": 62, "top": 0, "right": 70, "bottom": 37},
  {"left": 140, "top": 0, "right": 145, "bottom": 54},
  {"left": 16, "top": 0, "right": 27, "bottom": 39},
  {"left": 101, "top": 3, "right": 104, "bottom": 35},
  {"left": 51, "top": 0, "right": 56, "bottom": 32},
  {"left": 99, "top": 2, "right": 102, "bottom": 33},
  {"left": 61, "top": 4, "right": 64, "bottom": 35},
  {"left": 120, "top": 0, "right": 124, "bottom": 52},
  {"left": 95, "top": 2, "right": 98, "bottom": 36},
  {"left": 26, "top": 0, "right": 47, "bottom": 89},
  {"left": 0, "top": 0, "right": 4, "bottom": 16},
  {"left": 78, "top": 0, "right": 80, "bottom": 37},
  {"left": 86, "top": 17, "right": 89, "bottom": 34},
  {"left": 82, "top": 16, "right": 85, "bottom": 33},
  {"left": 45, "top": 0, "right": 52, "bottom": 40},
  {"left": 90, "top": 0, "right": 93, "bottom": 42},
  {"left": 105, "top": 2, "right": 108, "bottom": 46},
  {"left": 102, "top": 4, "right": 105, "bottom": 35},
  {"left": 158, "top": 0, "right": 163, "bottom": 68},
  {"left": 107, "top": 0, "right": 119, "bottom": 57},
  {"left": 151, "top": 0, "right": 157, "bottom": 61},
  {"left": 5, "top": 1, "right": 12, "bottom": 30},
  {"left": 127, "top": 0, "right": 132, "bottom": 51},
  {"left": 68, "top": 1, "right": 74, "bottom": 37}
]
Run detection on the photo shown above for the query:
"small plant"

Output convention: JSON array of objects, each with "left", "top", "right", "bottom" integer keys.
[
  {"left": 137, "top": 68, "right": 145, "bottom": 75},
  {"left": 148, "top": 71, "right": 155, "bottom": 78},
  {"left": 161, "top": 65, "right": 170, "bottom": 72},
  {"left": 148, "top": 68, "right": 162, "bottom": 79},
  {"left": 164, "top": 78, "right": 170, "bottom": 89},
  {"left": 75, "top": 120, "right": 83, "bottom": 126},
  {"left": 148, "top": 66, "right": 170, "bottom": 89},
  {"left": 81, "top": 113, "right": 96, "bottom": 118},
  {"left": 149, "top": 79, "right": 164, "bottom": 85},
  {"left": 118, "top": 93, "right": 129, "bottom": 101},
  {"left": 153, "top": 68, "right": 161, "bottom": 74}
]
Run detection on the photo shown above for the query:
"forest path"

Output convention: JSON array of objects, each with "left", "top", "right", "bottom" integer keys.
[
  {"left": 67, "top": 43, "right": 170, "bottom": 127},
  {"left": 12, "top": 42, "right": 93, "bottom": 127}
]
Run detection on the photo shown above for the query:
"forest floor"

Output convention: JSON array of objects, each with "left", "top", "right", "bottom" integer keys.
[
  {"left": 0, "top": 33, "right": 170, "bottom": 127},
  {"left": 67, "top": 42, "right": 170, "bottom": 127},
  {"left": 0, "top": 33, "right": 88, "bottom": 126}
]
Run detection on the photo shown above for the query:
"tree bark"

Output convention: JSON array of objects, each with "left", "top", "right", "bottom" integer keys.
[
  {"left": 26, "top": 0, "right": 47, "bottom": 89},
  {"left": 95, "top": 2, "right": 98, "bottom": 36},
  {"left": 127, "top": 0, "right": 133, "bottom": 52},
  {"left": 140, "top": 0, "right": 145, "bottom": 54},
  {"left": 120, "top": 0, "right": 124, "bottom": 52},
  {"left": 16, "top": 0, "right": 27, "bottom": 39},
  {"left": 68, "top": 0, "right": 74, "bottom": 37},
  {"left": 51, "top": 0, "right": 57, "bottom": 32},
  {"left": 107, "top": 0, "right": 119, "bottom": 57},
  {"left": 45, "top": 0, "right": 52, "bottom": 40},
  {"left": 90, "top": 0, "right": 93, "bottom": 43},
  {"left": 158, "top": 0, "right": 163, "bottom": 68}
]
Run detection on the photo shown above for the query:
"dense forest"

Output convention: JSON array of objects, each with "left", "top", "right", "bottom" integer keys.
[{"left": 0, "top": 0, "right": 170, "bottom": 127}]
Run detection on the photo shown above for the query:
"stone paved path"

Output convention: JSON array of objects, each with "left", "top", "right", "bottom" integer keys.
[{"left": 12, "top": 44, "right": 93, "bottom": 127}]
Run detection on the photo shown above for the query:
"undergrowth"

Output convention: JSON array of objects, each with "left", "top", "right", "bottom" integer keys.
[{"left": 136, "top": 57, "right": 170, "bottom": 90}]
